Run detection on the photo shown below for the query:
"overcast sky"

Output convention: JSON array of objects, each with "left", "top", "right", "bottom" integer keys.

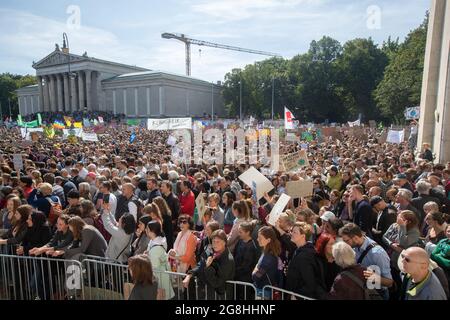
[{"left": 0, "top": 0, "right": 430, "bottom": 82}]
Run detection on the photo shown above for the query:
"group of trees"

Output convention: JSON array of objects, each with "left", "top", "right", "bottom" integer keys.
[
  {"left": 222, "top": 15, "right": 428, "bottom": 124},
  {"left": 0, "top": 73, "right": 36, "bottom": 119}
]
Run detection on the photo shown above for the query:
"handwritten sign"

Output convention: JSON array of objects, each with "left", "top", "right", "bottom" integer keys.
[
  {"left": 281, "top": 150, "right": 310, "bottom": 172},
  {"left": 147, "top": 118, "right": 192, "bottom": 130},
  {"left": 268, "top": 194, "right": 291, "bottom": 226}
]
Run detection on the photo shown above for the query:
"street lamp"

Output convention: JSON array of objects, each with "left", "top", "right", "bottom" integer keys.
[
  {"left": 211, "top": 82, "right": 214, "bottom": 122},
  {"left": 271, "top": 77, "right": 275, "bottom": 120},
  {"left": 239, "top": 74, "right": 242, "bottom": 121},
  {"left": 63, "top": 33, "right": 76, "bottom": 113}
]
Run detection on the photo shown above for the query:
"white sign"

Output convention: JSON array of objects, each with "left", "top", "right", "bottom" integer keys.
[
  {"left": 20, "top": 128, "right": 43, "bottom": 140},
  {"left": 63, "top": 128, "right": 83, "bottom": 138},
  {"left": 268, "top": 193, "right": 291, "bottom": 226},
  {"left": 195, "top": 193, "right": 207, "bottom": 222},
  {"left": 238, "top": 166, "right": 274, "bottom": 200},
  {"left": 13, "top": 154, "right": 23, "bottom": 171},
  {"left": 386, "top": 129, "right": 405, "bottom": 144},
  {"left": 167, "top": 136, "right": 177, "bottom": 146},
  {"left": 405, "top": 107, "right": 420, "bottom": 120},
  {"left": 348, "top": 119, "right": 361, "bottom": 127},
  {"left": 147, "top": 118, "right": 192, "bottom": 130},
  {"left": 81, "top": 132, "right": 99, "bottom": 142}
]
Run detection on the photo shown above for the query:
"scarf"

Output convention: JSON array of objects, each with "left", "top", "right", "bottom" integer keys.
[{"left": 173, "top": 230, "right": 192, "bottom": 273}]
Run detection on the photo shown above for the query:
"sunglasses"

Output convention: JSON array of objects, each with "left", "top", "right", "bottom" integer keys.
[{"left": 179, "top": 220, "right": 188, "bottom": 224}]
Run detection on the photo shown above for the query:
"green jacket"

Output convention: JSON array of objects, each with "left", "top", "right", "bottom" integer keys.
[
  {"left": 326, "top": 174, "right": 342, "bottom": 191},
  {"left": 431, "top": 238, "right": 450, "bottom": 270}
]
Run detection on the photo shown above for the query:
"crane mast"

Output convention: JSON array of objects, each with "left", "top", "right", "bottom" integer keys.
[{"left": 161, "top": 32, "right": 281, "bottom": 76}]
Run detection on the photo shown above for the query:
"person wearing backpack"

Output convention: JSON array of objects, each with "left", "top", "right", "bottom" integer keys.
[
  {"left": 328, "top": 241, "right": 382, "bottom": 300},
  {"left": 285, "top": 222, "right": 327, "bottom": 299},
  {"left": 340, "top": 223, "right": 393, "bottom": 300}
]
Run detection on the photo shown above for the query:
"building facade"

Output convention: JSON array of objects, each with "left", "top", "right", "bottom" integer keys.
[
  {"left": 417, "top": 0, "right": 450, "bottom": 162},
  {"left": 17, "top": 44, "right": 224, "bottom": 118}
]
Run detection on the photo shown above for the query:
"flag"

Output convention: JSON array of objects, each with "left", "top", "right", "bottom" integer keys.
[
  {"left": 53, "top": 120, "right": 65, "bottom": 130},
  {"left": 73, "top": 122, "right": 83, "bottom": 128},
  {"left": 44, "top": 126, "right": 55, "bottom": 139},
  {"left": 127, "top": 119, "right": 140, "bottom": 126},
  {"left": 93, "top": 119, "right": 99, "bottom": 126},
  {"left": 37, "top": 113, "right": 42, "bottom": 126},
  {"left": 83, "top": 118, "right": 91, "bottom": 127},
  {"left": 17, "top": 115, "right": 23, "bottom": 126},
  {"left": 98, "top": 116, "right": 104, "bottom": 123},
  {"left": 284, "top": 107, "right": 295, "bottom": 130},
  {"left": 129, "top": 132, "right": 137, "bottom": 143},
  {"left": 64, "top": 116, "right": 73, "bottom": 127},
  {"left": 22, "top": 120, "right": 39, "bottom": 128}
]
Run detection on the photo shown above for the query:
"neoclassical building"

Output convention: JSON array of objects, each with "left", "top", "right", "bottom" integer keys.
[{"left": 17, "top": 44, "right": 224, "bottom": 117}]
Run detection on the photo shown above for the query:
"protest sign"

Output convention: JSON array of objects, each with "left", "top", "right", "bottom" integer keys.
[
  {"left": 238, "top": 166, "right": 274, "bottom": 200},
  {"left": 63, "top": 128, "right": 83, "bottom": 138},
  {"left": 281, "top": 150, "right": 310, "bottom": 172},
  {"left": 285, "top": 180, "right": 313, "bottom": 198},
  {"left": 147, "top": 118, "right": 192, "bottom": 130},
  {"left": 405, "top": 107, "right": 420, "bottom": 120},
  {"left": 81, "top": 132, "right": 99, "bottom": 142},
  {"left": 195, "top": 193, "right": 207, "bottom": 222},
  {"left": 13, "top": 154, "right": 23, "bottom": 171},
  {"left": 386, "top": 129, "right": 404, "bottom": 144},
  {"left": 268, "top": 193, "right": 291, "bottom": 226}
]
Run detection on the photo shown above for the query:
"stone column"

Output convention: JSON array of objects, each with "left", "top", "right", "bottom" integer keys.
[
  {"left": 56, "top": 74, "right": 64, "bottom": 112},
  {"left": 70, "top": 75, "right": 78, "bottom": 112},
  {"left": 96, "top": 71, "right": 103, "bottom": 111},
  {"left": 85, "top": 70, "right": 92, "bottom": 111},
  {"left": 78, "top": 71, "right": 85, "bottom": 111},
  {"left": 48, "top": 75, "right": 56, "bottom": 112},
  {"left": 63, "top": 73, "right": 70, "bottom": 112},
  {"left": 37, "top": 76, "right": 44, "bottom": 112},
  {"left": 43, "top": 76, "right": 50, "bottom": 112}
]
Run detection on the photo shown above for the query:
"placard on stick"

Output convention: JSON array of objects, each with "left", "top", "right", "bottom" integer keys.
[{"left": 285, "top": 180, "right": 313, "bottom": 198}]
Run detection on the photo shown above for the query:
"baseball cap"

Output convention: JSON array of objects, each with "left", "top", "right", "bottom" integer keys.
[
  {"left": 320, "top": 211, "right": 336, "bottom": 222},
  {"left": 396, "top": 173, "right": 407, "bottom": 180}
]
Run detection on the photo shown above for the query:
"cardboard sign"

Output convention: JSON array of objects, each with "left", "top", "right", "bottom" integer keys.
[
  {"left": 268, "top": 193, "right": 291, "bottom": 226},
  {"left": 195, "top": 193, "right": 207, "bottom": 222},
  {"left": 369, "top": 120, "right": 377, "bottom": 128},
  {"left": 238, "top": 166, "right": 274, "bottom": 200},
  {"left": 281, "top": 150, "right": 310, "bottom": 172},
  {"left": 13, "top": 154, "right": 23, "bottom": 171},
  {"left": 285, "top": 180, "right": 313, "bottom": 198},
  {"left": 405, "top": 107, "right": 420, "bottom": 120},
  {"left": 63, "top": 128, "right": 83, "bottom": 138}
]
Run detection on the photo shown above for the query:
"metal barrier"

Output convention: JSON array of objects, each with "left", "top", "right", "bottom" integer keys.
[
  {"left": 0, "top": 252, "right": 313, "bottom": 301},
  {"left": 0, "top": 253, "right": 84, "bottom": 300},
  {"left": 261, "top": 285, "right": 315, "bottom": 300}
]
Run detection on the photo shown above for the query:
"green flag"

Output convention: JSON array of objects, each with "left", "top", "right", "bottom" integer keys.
[
  {"left": 23, "top": 120, "right": 39, "bottom": 128},
  {"left": 37, "top": 113, "right": 42, "bottom": 126},
  {"left": 17, "top": 115, "right": 23, "bottom": 126},
  {"left": 127, "top": 119, "right": 140, "bottom": 126}
]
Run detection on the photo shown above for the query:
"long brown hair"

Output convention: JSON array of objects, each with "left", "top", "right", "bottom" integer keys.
[
  {"left": 232, "top": 200, "right": 250, "bottom": 220},
  {"left": 68, "top": 216, "right": 87, "bottom": 240},
  {"left": 14, "top": 204, "right": 32, "bottom": 233},
  {"left": 80, "top": 199, "right": 98, "bottom": 219},
  {"left": 152, "top": 196, "right": 171, "bottom": 217},
  {"left": 143, "top": 203, "right": 162, "bottom": 222},
  {"left": 128, "top": 254, "right": 155, "bottom": 285},
  {"left": 258, "top": 226, "right": 281, "bottom": 257},
  {"left": 7, "top": 196, "right": 22, "bottom": 215},
  {"left": 400, "top": 210, "right": 419, "bottom": 231}
]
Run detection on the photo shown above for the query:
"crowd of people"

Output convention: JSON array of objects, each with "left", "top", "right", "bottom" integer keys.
[{"left": 0, "top": 114, "right": 449, "bottom": 301}]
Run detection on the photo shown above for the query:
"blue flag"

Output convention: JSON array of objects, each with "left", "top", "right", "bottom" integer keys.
[{"left": 130, "top": 132, "right": 136, "bottom": 143}]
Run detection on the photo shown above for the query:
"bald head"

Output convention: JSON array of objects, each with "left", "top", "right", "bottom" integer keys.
[
  {"left": 407, "top": 247, "right": 429, "bottom": 264},
  {"left": 401, "top": 247, "right": 430, "bottom": 282}
]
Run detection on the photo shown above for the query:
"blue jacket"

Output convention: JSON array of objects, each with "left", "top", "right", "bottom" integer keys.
[{"left": 27, "top": 189, "right": 60, "bottom": 217}]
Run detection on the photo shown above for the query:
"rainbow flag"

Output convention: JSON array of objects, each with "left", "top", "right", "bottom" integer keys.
[{"left": 53, "top": 120, "right": 65, "bottom": 130}]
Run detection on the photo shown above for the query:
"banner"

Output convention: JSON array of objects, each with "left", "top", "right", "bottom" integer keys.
[
  {"left": 81, "top": 132, "right": 99, "bottom": 142},
  {"left": 147, "top": 118, "right": 192, "bottom": 130},
  {"left": 63, "top": 128, "right": 83, "bottom": 138},
  {"left": 238, "top": 166, "right": 274, "bottom": 201},
  {"left": 268, "top": 194, "right": 291, "bottom": 226},
  {"left": 348, "top": 119, "right": 361, "bottom": 127},
  {"left": 281, "top": 150, "right": 310, "bottom": 172},
  {"left": 20, "top": 127, "right": 43, "bottom": 140},
  {"left": 405, "top": 107, "right": 420, "bottom": 120},
  {"left": 284, "top": 107, "right": 295, "bottom": 130},
  {"left": 386, "top": 129, "right": 404, "bottom": 144},
  {"left": 127, "top": 119, "right": 141, "bottom": 126},
  {"left": 286, "top": 180, "right": 313, "bottom": 198}
]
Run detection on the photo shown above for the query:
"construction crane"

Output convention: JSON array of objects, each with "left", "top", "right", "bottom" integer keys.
[{"left": 161, "top": 32, "right": 282, "bottom": 76}]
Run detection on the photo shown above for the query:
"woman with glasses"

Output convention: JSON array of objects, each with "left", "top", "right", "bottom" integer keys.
[{"left": 168, "top": 214, "right": 197, "bottom": 273}]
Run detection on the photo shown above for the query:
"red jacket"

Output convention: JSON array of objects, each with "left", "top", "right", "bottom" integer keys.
[{"left": 179, "top": 190, "right": 195, "bottom": 217}]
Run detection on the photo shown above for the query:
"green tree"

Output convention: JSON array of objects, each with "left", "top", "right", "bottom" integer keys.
[
  {"left": 374, "top": 16, "right": 428, "bottom": 121},
  {"left": 335, "top": 38, "right": 388, "bottom": 121},
  {"left": 0, "top": 73, "right": 36, "bottom": 118}
]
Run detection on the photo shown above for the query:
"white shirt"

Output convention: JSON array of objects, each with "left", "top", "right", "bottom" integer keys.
[{"left": 79, "top": 168, "right": 89, "bottom": 179}]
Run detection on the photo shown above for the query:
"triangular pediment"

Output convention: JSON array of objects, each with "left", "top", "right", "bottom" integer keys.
[{"left": 33, "top": 51, "right": 87, "bottom": 69}]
